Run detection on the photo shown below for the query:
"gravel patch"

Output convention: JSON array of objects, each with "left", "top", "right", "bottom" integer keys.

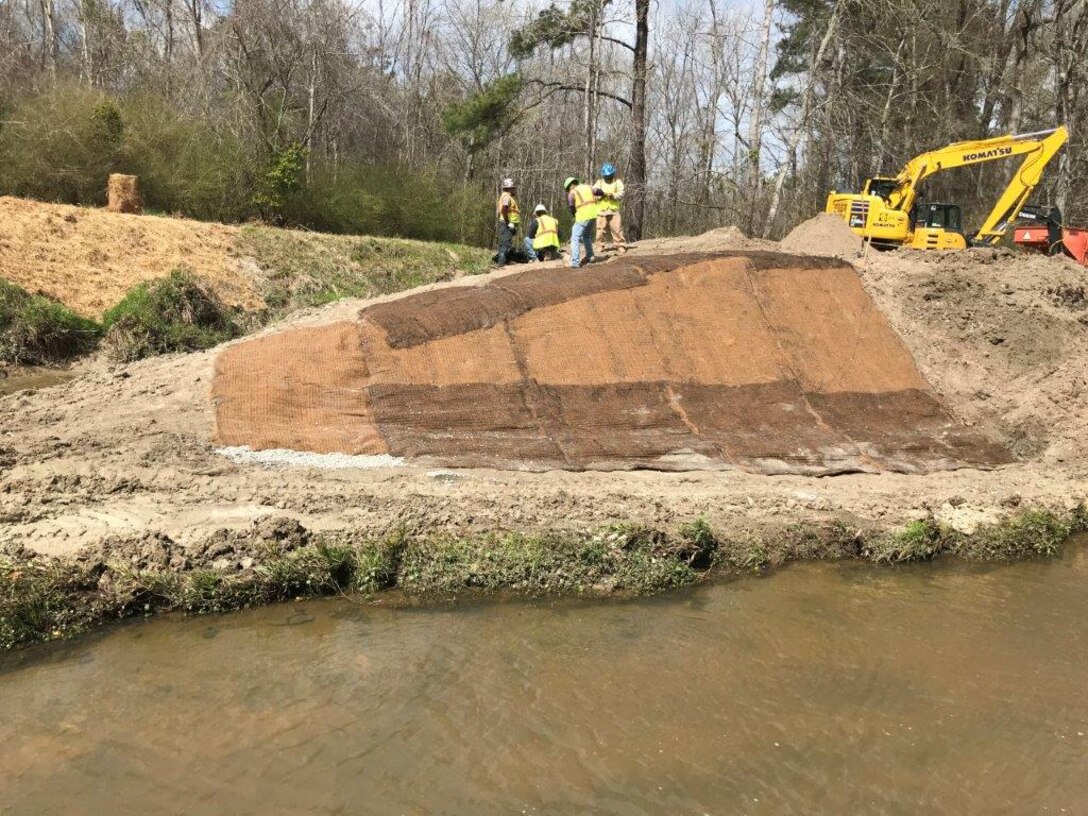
[{"left": 217, "top": 446, "right": 405, "bottom": 470}]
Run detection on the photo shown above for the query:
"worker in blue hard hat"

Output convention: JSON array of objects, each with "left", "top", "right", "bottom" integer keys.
[{"left": 593, "top": 162, "right": 626, "bottom": 255}]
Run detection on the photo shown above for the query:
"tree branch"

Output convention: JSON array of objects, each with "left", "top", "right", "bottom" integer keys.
[{"left": 524, "top": 78, "right": 632, "bottom": 109}]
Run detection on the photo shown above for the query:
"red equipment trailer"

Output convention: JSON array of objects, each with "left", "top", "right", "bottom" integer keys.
[{"left": 1013, "top": 206, "right": 1088, "bottom": 266}]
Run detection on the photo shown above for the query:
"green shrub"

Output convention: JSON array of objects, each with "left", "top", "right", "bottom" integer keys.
[
  {"left": 101, "top": 270, "right": 241, "bottom": 362},
  {"left": 0, "top": 279, "right": 101, "bottom": 364}
]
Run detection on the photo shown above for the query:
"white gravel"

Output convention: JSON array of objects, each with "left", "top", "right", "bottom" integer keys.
[{"left": 216, "top": 446, "right": 405, "bottom": 470}]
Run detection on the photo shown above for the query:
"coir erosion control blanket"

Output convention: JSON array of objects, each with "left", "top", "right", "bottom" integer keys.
[{"left": 212, "top": 251, "right": 1011, "bottom": 474}]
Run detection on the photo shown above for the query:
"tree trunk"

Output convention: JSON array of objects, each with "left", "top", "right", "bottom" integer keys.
[
  {"left": 306, "top": 47, "right": 316, "bottom": 184},
  {"left": 699, "top": 1, "right": 723, "bottom": 209},
  {"left": 584, "top": 1, "right": 599, "bottom": 179},
  {"left": 39, "top": 0, "right": 57, "bottom": 77},
  {"left": 627, "top": 0, "right": 649, "bottom": 240},
  {"left": 189, "top": 0, "right": 203, "bottom": 62},
  {"left": 762, "top": 0, "right": 844, "bottom": 238},
  {"left": 78, "top": 0, "right": 94, "bottom": 84},
  {"left": 746, "top": 0, "right": 774, "bottom": 209}
]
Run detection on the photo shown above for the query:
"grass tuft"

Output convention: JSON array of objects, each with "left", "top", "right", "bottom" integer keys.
[
  {"left": 101, "top": 269, "right": 241, "bottom": 362},
  {"left": 869, "top": 519, "right": 945, "bottom": 564}
]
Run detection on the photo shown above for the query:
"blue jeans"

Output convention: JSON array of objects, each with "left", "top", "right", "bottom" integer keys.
[
  {"left": 495, "top": 222, "right": 514, "bottom": 266},
  {"left": 570, "top": 219, "right": 595, "bottom": 267},
  {"left": 522, "top": 237, "right": 538, "bottom": 262}
]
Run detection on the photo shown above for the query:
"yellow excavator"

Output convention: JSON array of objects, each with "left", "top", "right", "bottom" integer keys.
[{"left": 825, "top": 126, "right": 1068, "bottom": 250}]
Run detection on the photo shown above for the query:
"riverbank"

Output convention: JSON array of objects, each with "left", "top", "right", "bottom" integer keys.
[
  {"left": 4, "top": 213, "right": 1088, "bottom": 648},
  {"left": 3, "top": 508, "right": 1085, "bottom": 649}
]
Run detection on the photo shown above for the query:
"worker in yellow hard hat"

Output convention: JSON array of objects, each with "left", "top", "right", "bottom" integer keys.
[
  {"left": 528, "top": 204, "right": 561, "bottom": 262},
  {"left": 495, "top": 177, "right": 521, "bottom": 267},
  {"left": 594, "top": 163, "right": 626, "bottom": 254},
  {"left": 564, "top": 176, "right": 599, "bottom": 268}
]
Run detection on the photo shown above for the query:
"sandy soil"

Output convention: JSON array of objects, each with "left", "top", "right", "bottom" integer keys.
[
  {"left": 780, "top": 212, "right": 864, "bottom": 258},
  {"left": 2, "top": 220, "right": 1086, "bottom": 558}
]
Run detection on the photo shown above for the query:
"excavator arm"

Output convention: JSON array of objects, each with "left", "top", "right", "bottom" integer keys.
[
  {"left": 972, "top": 128, "right": 1068, "bottom": 244},
  {"left": 885, "top": 126, "right": 1068, "bottom": 243}
]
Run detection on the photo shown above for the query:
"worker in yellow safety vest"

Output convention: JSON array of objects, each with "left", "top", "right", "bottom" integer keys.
[
  {"left": 593, "top": 162, "right": 626, "bottom": 254},
  {"left": 495, "top": 177, "right": 521, "bottom": 267},
  {"left": 528, "top": 204, "right": 561, "bottom": 262},
  {"left": 564, "top": 176, "right": 599, "bottom": 268}
]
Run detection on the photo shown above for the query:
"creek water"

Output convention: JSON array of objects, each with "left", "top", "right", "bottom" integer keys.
[
  {"left": 2, "top": 542, "right": 1087, "bottom": 815},
  {"left": 0, "top": 367, "right": 76, "bottom": 396}
]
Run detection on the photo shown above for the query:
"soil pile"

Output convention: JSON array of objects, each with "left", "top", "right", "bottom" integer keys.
[
  {"left": 857, "top": 247, "right": 1088, "bottom": 465},
  {"left": 781, "top": 212, "right": 864, "bottom": 259},
  {"left": 213, "top": 251, "right": 1008, "bottom": 475}
]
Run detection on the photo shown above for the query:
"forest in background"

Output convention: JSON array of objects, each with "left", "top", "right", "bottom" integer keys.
[{"left": 0, "top": 0, "right": 1086, "bottom": 246}]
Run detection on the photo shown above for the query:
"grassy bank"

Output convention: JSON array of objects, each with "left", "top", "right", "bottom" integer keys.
[
  {"left": 238, "top": 226, "right": 492, "bottom": 314},
  {"left": 0, "top": 224, "right": 491, "bottom": 368},
  {"left": 0, "top": 280, "right": 100, "bottom": 365},
  {"left": 3, "top": 507, "right": 1085, "bottom": 651}
]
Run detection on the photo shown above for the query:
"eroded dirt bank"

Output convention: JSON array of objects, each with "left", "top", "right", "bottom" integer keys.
[{"left": 2, "top": 224, "right": 1087, "bottom": 646}]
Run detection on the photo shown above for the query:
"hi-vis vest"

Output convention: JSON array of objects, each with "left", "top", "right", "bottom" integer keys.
[
  {"left": 497, "top": 192, "right": 520, "bottom": 224},
  {"left": 595, "top": 178, "right": 624, "bottom": 213},
  {"left": 570, "top": 184, "right": 598, "bottom": 222},
  {"left": 532, "top": 215, "right": 560, "bottom": 250}
]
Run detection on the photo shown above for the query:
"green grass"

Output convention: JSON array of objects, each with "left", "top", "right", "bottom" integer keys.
[
  {"left": 101, "top": 269, "right": 242, "bottom": 362},
  {"left": 0, "top": 279, "right": 101, "bottom": 365},
  {"left": 3, "top": 506, "right": 1085, "bottom": 651},
  {"left": 236, "top": 226, "right": 492, "bottom": 314}
]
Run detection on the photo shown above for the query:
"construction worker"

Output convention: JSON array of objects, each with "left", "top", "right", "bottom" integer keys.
[
  {"left": 527, "top": 204, "right": 561, "bottom": 261},
  {"left": 564, "top": 176, "right": 598, "bottom": 268},
  {"left": 594, "top": 162, "right": 626, "bottom": 254},
  {"left": 495, "top": 178, "right": 521, "bottom": 267}
]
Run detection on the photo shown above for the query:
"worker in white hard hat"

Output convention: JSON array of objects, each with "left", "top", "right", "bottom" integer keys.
[
  {"left": 526, "top": 204, "right": 561, "bottom": 262},
  {"left": 495, "top": 178, "right": 521, "bottom": 267}
]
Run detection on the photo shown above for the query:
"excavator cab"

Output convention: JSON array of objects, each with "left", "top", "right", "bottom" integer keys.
[
  {"left": 909, "top": 203, "right": 967, "bottom": 250},
  {"left": 864, "top": 177, "right": 899, "bottom": 202}
]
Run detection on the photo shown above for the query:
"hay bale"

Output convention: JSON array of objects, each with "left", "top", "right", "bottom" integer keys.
[{"left": 107, "top": 174, "right": 142, "bottom": 214}]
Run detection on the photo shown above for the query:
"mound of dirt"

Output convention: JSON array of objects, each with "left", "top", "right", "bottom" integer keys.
[
  {"left": 634, "top": 225, "right": 779, "bottom": 255},
  {"left": 781, "top": 213, "right": 864, "bottom": 259},
  {"left": 857, "top": 247, "right": 1088, "bottom": 465},
  {"left": 213, "top": 250, "right": 1008, "bottom": 475},
  {"left": 0, "top": 196, "right": 262, "bottom": 318}
]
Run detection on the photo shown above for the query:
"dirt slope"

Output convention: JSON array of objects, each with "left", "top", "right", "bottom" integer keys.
[
  {"left": 0, "top": 196, "right": 262, "bottom": 316},
  {"left": 0, "top": 196, "right": 491, "bottom": 319},
  {"left": 214, "top": 251, "right": 1007, "bottom": 474},
  {"left": 857, "top": 247, "right": 1088, "bottom": 465},
  {"left": 1, "top": 217, "right": 1086, "bottom": 558}
]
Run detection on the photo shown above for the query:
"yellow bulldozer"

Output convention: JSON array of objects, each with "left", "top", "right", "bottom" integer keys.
[{"left": 825, "top": 126, "right": 1068, "bottom": 250}]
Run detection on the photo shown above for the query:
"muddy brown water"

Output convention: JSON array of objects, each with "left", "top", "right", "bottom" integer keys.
[
  {"left": 3, "top": 543, "right": 1087, "bottom": 815},
  {"left": 0, "top": 366, "right": 75, "bottom": 396}
]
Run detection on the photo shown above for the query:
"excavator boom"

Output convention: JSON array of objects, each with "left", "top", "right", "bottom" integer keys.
[
  {"left": 971, "top": 128, "right": 1068, "bottom": 244},
  {"left": 826, "top": 126, "right": 1068, "bottom": 250}
]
